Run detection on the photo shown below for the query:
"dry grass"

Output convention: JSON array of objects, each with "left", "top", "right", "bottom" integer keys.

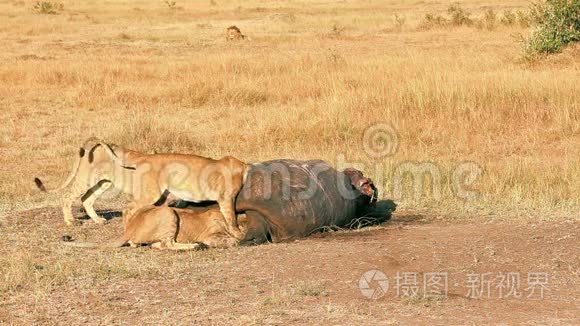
[{"left": 0, "top": 1, "right": 578, "bottom": 218}]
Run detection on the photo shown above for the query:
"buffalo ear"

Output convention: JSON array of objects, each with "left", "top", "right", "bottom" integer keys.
[
  {"left": 343, "top": 168, "right": 377, "bottom": 197},
  {"left": 342, "top": 168, "right": 362, "bottom": 186}
]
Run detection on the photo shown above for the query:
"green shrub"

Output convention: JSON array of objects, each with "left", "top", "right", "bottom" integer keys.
[
  {"left": 32, "top": 1, "right": 63, "bottom": 14},
  {"left": 524, "top": 0, "right": 580, "bottom": 57}
]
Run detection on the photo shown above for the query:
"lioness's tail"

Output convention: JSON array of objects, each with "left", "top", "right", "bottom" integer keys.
[
  {"left": 61, "top": 241, "right": 99, "bottom": 248},
  {"left": 34, "top": 137, "right": 104, "bottom": 193}
]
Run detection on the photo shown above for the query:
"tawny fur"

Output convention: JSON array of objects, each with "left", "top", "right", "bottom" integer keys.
[
  {"left": 62, "top": 206, "right": 261, "bottom": 250},
  {"left": 226, "top": 25, "right": 245, "bottom": 41},
  {"left": 35, "top": 138, "right": 250, "bottom": 239}
]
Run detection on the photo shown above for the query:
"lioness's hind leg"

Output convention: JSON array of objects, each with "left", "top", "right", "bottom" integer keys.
[
  {"left": 62, "top": 183, "right": 89, "bottom": 226},
  {"left": 81, "top": 180, "right": 113, "bottom": 224}
]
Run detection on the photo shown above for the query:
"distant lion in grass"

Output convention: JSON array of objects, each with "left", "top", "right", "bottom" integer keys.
[
  {"left": 34, "top": 138, "right": 250, "bottom": 239},
  {"left": 226, "top": 25, "right": 246, "bottom": 41}
]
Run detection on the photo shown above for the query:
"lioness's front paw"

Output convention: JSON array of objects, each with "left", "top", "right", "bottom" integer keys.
[
  {"left": 93, "top": 217, "right": 108, "bottom": 225},
  {"left": 64, "top": 219, "right": 82, "bottom": 226}
]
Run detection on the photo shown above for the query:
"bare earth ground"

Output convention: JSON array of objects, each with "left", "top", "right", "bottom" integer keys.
[{"left": 0, "top": 206, "right": 577, "bottom": 324}]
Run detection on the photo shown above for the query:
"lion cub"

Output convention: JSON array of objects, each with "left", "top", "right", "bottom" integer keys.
[
  {"left": 126, "top": 206, "right": 248, "bottom": 249},
  {"left": 63, "top": 206, "right": 248, "bottom": 250},
  {"left": 121, "top": 206, "right": 209, "bottom": 250}
]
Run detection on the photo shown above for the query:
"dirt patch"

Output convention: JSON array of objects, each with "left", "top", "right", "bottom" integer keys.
[{"left": 0, "top": 207, "right": 578, "bottom": 324}]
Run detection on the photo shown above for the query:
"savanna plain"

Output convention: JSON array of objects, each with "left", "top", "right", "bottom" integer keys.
[{"left": 0, "top": 0, "right": 578, "bottom": 324}]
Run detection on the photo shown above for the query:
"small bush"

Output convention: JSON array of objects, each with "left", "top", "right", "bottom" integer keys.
[
  {"left": 394, "top": 14, "right": 406, "bottom": 31},
  {"left": 447, "top": 3, "right": 473, "bottom": 26},
  {"left": 326, "top": 48, "right": 346, "bottom": 65},
  {"left": 164, "top": 1, "right": 176, "bottom": 9},
  {"left": 419, "top": 13, "right": 448, "bottom": 30},
  {"left": 32, "top": 1, "right": 63, "bottom": 14},
  {"left": 330, "top": 23, "right": 345, "bottom": 37},
  {"left": 516, "top": 10, "right": 531, "bottom": 28},
  {"left": 419, "top": 4, "right": 476, "bottom": 30},
  {"left": 117, "top": 33, "right": 131, "bottom": 40},
  {"left": 483, "top": 8, "right": 497, "bottom": 30},
  {"left": 523, "top": 0, "right": 580, "bottom": 57},
  {"left": 500, "top": 10, "right": 516, "bottom": 26}
]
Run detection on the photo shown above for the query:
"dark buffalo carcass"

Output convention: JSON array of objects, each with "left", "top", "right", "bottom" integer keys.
[{"left": 232, "top": 159, "right": 394, "bottom": 243}]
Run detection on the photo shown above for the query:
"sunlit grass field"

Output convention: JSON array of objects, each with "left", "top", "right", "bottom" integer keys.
[{"left": 0, "top": 0, "right": 578, "bottom": 218}]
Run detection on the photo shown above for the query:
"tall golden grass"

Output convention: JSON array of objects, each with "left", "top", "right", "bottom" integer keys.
[{"left": 0, "top": 0, "right": 578, "bottom": 218}]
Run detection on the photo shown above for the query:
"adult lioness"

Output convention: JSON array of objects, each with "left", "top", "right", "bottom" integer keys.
[
  {"left": 63, "top": 206, "right": 261, "bottom": 250},
  {"left": 35, "top": 138, "right": 250, "bottom": 239}
]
